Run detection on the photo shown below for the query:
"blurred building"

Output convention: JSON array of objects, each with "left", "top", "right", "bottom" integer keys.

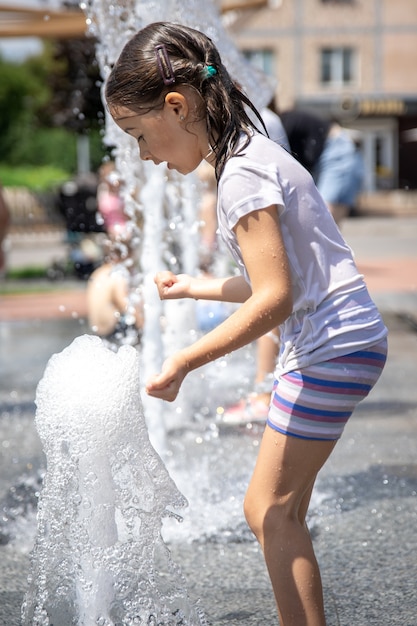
[
  {"left": 226, "top": 0, "right": 417, "bottom": 193},
  {"left": 1, "top": 1, "right": 416, "bottom": 195}
]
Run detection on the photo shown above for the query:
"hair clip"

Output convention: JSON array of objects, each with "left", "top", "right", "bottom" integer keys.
[{"left": 155, "top": 44, "right": 176, "bottom": 86}]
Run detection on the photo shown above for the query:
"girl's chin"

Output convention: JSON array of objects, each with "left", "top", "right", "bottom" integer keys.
[
  {"left": 168, "top": 164, "right": 189, "bottom": 175},
  {"left": 167, "top": 161, "right": 199, "bottom": 175}
]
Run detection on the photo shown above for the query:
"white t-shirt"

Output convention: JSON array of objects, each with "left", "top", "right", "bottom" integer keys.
[{"left": 217, "top": 133, "right": 387, "bottom": 375}]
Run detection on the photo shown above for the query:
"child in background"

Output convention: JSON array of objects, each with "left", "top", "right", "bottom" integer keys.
[
  {"left": 97, "top": 161, "right": 131, "bottom": 241},
  {"left": 89, "top": 162, "right": 143, "bottom": 349},
  {"left": 195, "top": 160, "right": 230, "bottom": 332},
  {"left": 105, "top": 22, "right": 387, "bottom": 626},
  {"left": 86, "top": 242, "right": 143, "bottom": 350}
]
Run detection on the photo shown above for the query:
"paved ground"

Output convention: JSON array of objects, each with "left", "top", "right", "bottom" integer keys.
[
  {"left": 0, "top": 215, "right": 416, "bottom": 625},
  {"left": 1, "top": 216, "right": 417, "bottom": 322}
]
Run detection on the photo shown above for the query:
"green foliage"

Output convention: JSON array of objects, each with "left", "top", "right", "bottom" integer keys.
[
  {"left": 5, "top": 266, "right": 48, "bottom": 281},
  {"left": 0, "top": 164, "right": 69, "bottom": 192},
  {"left": 0, "top": 38, "right": 106, "bottom": 172},
  {"left": 3, "top": 125, "right": 107, "bottom": 175},
  {"left": 45, "top": 37, "right": 104, "bottom": 133},
  {"left": 7, "top": 127, "right": 78, "bottom": 170},
  {"left": 90, "top": 130, "right": 111, "bottom": 171},
  {"left": 0, "top": 57, "right": 48, "bottom": 161}
]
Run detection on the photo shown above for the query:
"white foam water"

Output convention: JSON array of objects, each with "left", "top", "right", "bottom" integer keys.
[{"left": 21, "top": 335, "right": 207, "bottom": 625}]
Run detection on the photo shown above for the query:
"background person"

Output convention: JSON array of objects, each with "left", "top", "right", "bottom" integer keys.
[
  {"left": 86, "top": 242, "right": 144, "bottom": 350},
  {"left": 96, "top": 160, "right": 132, "bottom": 242},
  {"left": 195, "top": 160, "right": 231, "bottom": 332},
  {"left": 281, "top": 108, "right": 364, "bottom": 225},
  {"left": 261, "top": 97, "right": 291, "bottom": 151},
  {"left": 89, "top": 161, "right": 144, "bottom": 350}
]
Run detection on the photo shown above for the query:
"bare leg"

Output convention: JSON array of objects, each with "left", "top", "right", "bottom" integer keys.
[
  {"left": 254, "top": 329, "right": 280, "bottom": 404},
  {"left": 255, "top": 330, "right": 280, "bottom": 385},
  {"left": 244, "top": 426, "right": 337, "bottom": 626},
  {"left": 222, "top": 330, "right": 279, "bottom": 422}
]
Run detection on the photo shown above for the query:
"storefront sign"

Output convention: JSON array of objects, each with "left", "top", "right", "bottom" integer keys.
[{"left": 359, "top": 99, "right": 407, "bottom": 116}]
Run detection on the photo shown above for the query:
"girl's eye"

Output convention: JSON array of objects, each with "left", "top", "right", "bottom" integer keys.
[{"left": 137, "top": 136, "right": 144, "bottom": 144}]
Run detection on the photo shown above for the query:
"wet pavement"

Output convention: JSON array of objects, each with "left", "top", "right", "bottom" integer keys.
[{"left": 0, "top": 215, "right": 417, "bottom": 625}]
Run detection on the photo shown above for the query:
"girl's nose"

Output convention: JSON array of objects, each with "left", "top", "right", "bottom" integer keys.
[
  {"left": 138, "top": 145, "right": 149, "bottom": 161},
  {"left": 139, "top": 145, "right": 160, "bottom": 165}
]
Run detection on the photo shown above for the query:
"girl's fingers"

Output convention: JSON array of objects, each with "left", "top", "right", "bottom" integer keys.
[{"left": 146, "top": 377, "right": 179, "bottom": 402}]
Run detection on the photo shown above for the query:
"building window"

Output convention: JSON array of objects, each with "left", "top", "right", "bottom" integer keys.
[
  {"left": 242, "top": 49, "right": 274, "bottom": 77},
  {"left": 320, "top": 47, "right": 355, "bottom": 85}
]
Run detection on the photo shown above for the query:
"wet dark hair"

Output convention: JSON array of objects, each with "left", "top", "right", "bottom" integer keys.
[{"left": 105, "top": 21, "right": 266, "bottom": 180}]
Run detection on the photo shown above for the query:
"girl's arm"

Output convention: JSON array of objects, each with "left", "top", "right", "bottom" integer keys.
[
  {"left": 146, "top": 205, "right": 292, "bottom": 401},
  {"left": 154, "top": 271, "right": 252, "bottom": 303}
]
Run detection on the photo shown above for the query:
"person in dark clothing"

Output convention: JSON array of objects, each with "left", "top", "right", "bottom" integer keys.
[{"left": 281, "top": 109, "right": 364, "bottom": 225}]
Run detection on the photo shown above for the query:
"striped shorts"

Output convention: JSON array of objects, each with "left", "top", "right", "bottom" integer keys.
[{"left": 267, "top": 339, "right": 388, "bottom": 441}]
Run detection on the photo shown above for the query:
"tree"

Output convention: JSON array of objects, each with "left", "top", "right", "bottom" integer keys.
[
  {"left": 40, "top": 36, "right": 105, "bottom": 134},
  {"left": 0, "top": 56, "right": 50, "bottom": 162},
  {"left": 0, "top": 35, "right": 107, "bottom": 173}
]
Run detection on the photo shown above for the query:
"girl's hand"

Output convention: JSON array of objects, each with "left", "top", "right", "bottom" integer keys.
[
  {"left": 145, "top": 354, "right": 187, "bottom": 402},
  {"left": 154, "top": 271, "right": 192, "bottom": 300}
]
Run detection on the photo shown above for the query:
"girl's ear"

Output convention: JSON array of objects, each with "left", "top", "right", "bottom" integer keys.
[{"left": 164, "top": 91, "right": 189, "bottom": 119}]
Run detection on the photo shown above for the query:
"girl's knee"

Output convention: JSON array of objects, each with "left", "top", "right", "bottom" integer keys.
[
  {"left": 243, "top": 494, "right": 264, "bottom": 540},
  {"left": 244, "top": 491, "right": 294, "bottom": 541}
]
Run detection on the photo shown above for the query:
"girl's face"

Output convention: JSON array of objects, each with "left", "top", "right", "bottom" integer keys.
[{"left": 110, "top": 91, "right": 212, "bottom": 175}]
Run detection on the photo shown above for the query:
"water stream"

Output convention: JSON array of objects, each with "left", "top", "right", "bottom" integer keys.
[
  {"left": 80, "top": 0, "right": 274, "bottom": 448},
  {"left": 21, "top": 336, "right": 209, "bottom": 625},
  {"left": 20, "top": 2, "right": 275, "bottom": 623}
]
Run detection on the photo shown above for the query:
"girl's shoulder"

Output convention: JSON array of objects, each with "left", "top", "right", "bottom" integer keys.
[
  {"left": 243, "top": 131, "right": 281, "bottom": 152},
  {"left": 238, "top": 133, "right": 290, "bottom": 164},
  {"left": 217, "top": 135, "right": 290, "bottom": 221},
  {"left": 221, "top": 133, "right": 292, "bottom": 182}
]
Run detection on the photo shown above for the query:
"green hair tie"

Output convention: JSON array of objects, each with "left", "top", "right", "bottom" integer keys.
[{"left": 203, "top": 64, "right": 217, "bottom": 80}]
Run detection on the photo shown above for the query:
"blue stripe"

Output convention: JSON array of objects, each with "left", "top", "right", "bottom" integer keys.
[
  {"left": 266, "top": 420, "right": 338, "bottom": 441},
  {"left": 289, "top": 371, "right": 372, "bottom": 392},
  {"left": 353, "top": 349, "right": 387, "bottom": 361},
  {"left": 274, "top": 394, "right": 352, "bottom": 419},
  {"left": 341, "top": 351, "right": 387, "bottom": 364}
]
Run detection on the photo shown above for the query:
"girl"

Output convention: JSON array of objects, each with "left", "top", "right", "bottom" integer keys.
[{"left": 105, "top": 22, "right": 388, "bottom": 626}]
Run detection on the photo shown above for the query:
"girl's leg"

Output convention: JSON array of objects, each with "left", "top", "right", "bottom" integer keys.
[
  {"left": 253, "top": 329, "right": 280, "bottom": 404},
  {"left": 244, "top": 425, "right": 337, "bottom": 626}
]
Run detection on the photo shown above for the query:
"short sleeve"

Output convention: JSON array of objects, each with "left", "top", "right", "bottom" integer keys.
[{"left": 219, "top": 158, "right": 285, "bottom": 231}]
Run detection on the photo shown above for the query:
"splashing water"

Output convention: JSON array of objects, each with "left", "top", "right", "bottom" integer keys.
[
  {"left": 79, "top": 0, "right": 274, "bottom": 447},
  {"left": 21, "top": 3, "right": 276, "bottom": 624},
  {"left": 21, "top": 335, "right": 207, "bottom": 625}
]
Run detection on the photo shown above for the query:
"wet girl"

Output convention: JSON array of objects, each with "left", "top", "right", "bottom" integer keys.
[{"left": 105, "top": 22, "right": 388, "bottom": 626}]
